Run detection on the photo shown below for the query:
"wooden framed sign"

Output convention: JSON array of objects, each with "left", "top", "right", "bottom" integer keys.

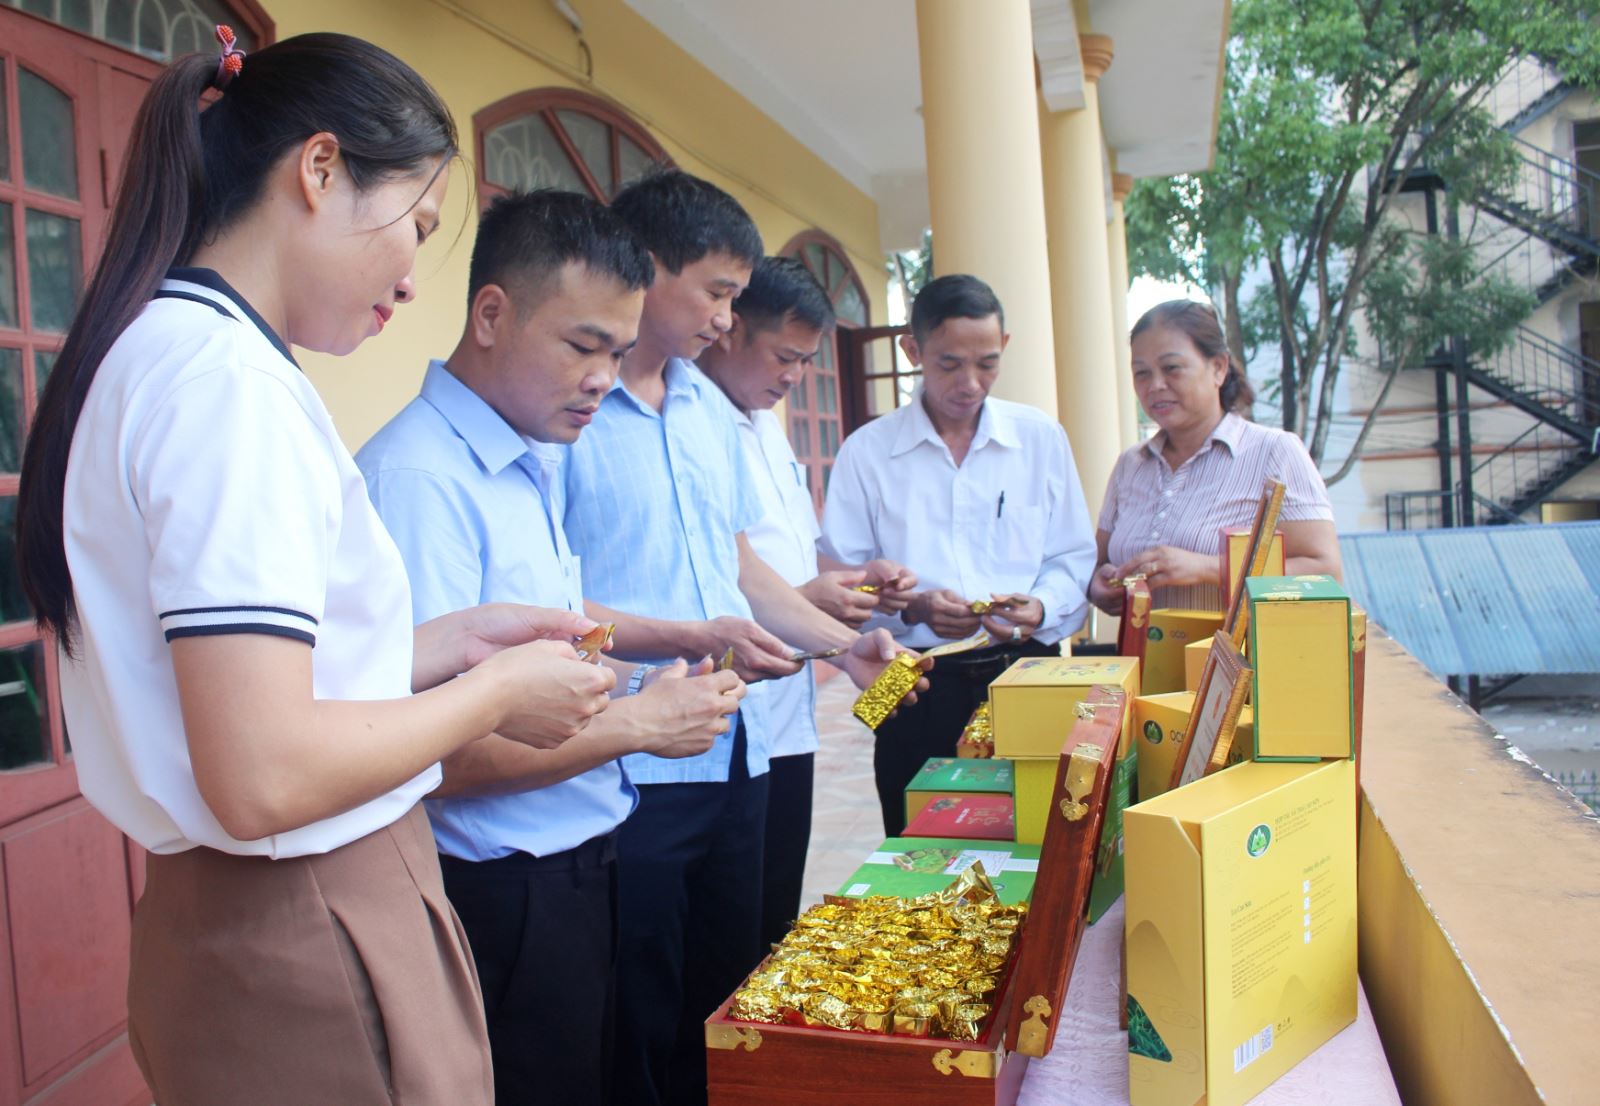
[
  {"left": 1222, "top": 480, "right": 1287, "bottom": 650},
  {"left": 1169, "top": 631, "right": 1252, "bottom": 792}
]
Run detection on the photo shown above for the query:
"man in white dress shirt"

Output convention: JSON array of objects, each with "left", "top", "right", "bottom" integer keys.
[
  {"left": 821, "top": 274, "right": 1097, "bottom": 836},
  {"left": 698, "top": 256, "right": 915, "bottom": 946}
]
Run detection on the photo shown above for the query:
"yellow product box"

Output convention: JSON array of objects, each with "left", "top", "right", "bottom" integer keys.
[
  {"left": 989, "top": 656, "right": 1141, "bottom": 758},
  {"left": 1219, "top": 528, "right": 1285, "bottom": 609},
  {"left": 1183, "top": 634, "right": 1214, "bottom": 693},
  {"left": 1133, "top": 691, "right": 1253, "bottom": 803},
  {"left": 1125, "top": 759, "right": 1357, "bottom": 1106},
  {"left": 1143, "top": 610, "right": 1223, "bottom": 695},
  {"left": 1246, "top": 576, "right": 1353, "bottom": 761}
]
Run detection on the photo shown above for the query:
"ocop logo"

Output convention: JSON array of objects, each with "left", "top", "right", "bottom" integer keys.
[
  {"left": 1143, "top": 720, "right": 1163, "bottom": 745},
  {"left": 1147, "top": 626, "right": 1165, "bottom": 642},
  {"left": 1246, "top": 824, "right": 1272, "bottom": 858}
]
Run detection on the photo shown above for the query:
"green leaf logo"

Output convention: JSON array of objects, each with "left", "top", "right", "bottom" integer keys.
[
  {"left": 1127, "top": 994, "right": 1172, "bottom": 1062},
  {"left": 1143, "top": 720, "right": 1163, "bottom": 745},
  {"left": 1246, "top": 824, "right": 1272, "bottom": 858},
  {"left": 1147, "top": 626, "right": 1165, "bottom": 642}
]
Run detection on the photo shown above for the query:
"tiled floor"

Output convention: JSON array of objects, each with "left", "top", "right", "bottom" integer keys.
[{"left": 798, "top": 670, "right": 888, "bottom": 908}]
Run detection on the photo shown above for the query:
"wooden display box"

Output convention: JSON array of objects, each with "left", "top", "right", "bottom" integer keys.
[{"left": 706, "top": 697, "right": 1127, "bottom": 1105}]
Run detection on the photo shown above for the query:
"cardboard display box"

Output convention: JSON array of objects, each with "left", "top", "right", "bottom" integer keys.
[
  {"left": 835, "top": 838, "right": 1040, "bottom": 906},
  {"left": 903, "top": 795, "right": 1016, "bottom": 841},
  {"left": 989, "top": 656, "right": 1140, "bottom": 758},
  {"left": 1220, "top": 527, "right": 1285, "bottom": 609},
  {"left": 707, "top": 704, "right": 1124, "bottom": 1105},
  {"left": 904, "top": 757, "right": 1015, "bottom": 823},
  {"left": 1143, "top": 610, "right": 1223, "bottom": 695},
  {"left": 1133, "top": 691, "right": 1253, "bottom": 803},
  {"left": 1247, "top": 576, "right": 1353, "bottom": 761},
  {"left": 1183, "top": 635, "right": 1213, "bottom": 693},
  {"left": 1125, "top": 759, "right": 1358, "bottom": 1106}
]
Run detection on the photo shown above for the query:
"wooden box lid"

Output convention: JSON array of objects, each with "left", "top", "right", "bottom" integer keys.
[{"left": 1002, "top": 685, "right": 1127, "bottom": 1057}]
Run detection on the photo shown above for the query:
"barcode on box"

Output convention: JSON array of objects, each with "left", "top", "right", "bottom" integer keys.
[{"left": 1233, "top": 1024, "right": 1273, "bottom": 1073}]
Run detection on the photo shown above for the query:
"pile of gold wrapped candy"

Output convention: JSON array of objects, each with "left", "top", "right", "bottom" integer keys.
[
  {"left": 728, "top": 865, "right": 1025, "bottom": 1042},
  {"left": 955, "top": 700, "right": 994, "bottom": 759}
]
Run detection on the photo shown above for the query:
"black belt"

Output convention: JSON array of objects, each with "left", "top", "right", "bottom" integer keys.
[
  {"left": 930, "top": 637, "right": 1057, "bottom": 669},
  {"left": 439, "top": 828, "right": 619, "bottom": 873}
]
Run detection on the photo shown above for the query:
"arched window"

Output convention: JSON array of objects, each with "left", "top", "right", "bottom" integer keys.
[
  {"left": 782, "top": 230, "right": 870, "bottom": 511},
  {"left": 474, "top": 88, "right": 672, "bottom": 208},
  {"left": 1, "top": 0, "right": 271, "bottom": 61}
]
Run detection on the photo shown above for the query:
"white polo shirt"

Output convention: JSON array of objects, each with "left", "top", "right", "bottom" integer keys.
[
  {"left": 820, "top": 390, "right": 1097, "bottom": 650},
  {"left": 61, "top": 268, "right": 438, "bottom": 858},
  {"left": 723, "top": 399, "right": 820, "bottom": 759}
]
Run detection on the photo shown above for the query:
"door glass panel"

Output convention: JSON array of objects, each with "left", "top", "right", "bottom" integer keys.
[
  {"left": 0, "top": 495, "right": 26, "bottom": 623},
  {"left": 18, "top": 68, "right": 78, "bottom": 199},
  {"left": 0, "top": 347, "right": 21, "bottom": 472},
  {"left": 35, "top": 347, "right": 56, "bottom": 393},
  {"left": 802, "top": 243, "right": 826, "bottom": 280},
  {"left": 618, "top": 136, "right": 658, "bottom": 192},
  {"left": 0, "top": 640, "right": 50, "bottom": 770},
  {"left": 835, "top": 281, "right": 867, "bottom": 326},
  {"left": 819, "top": 374, "right": 837, "bottom": 415},
  {"left": 0, "top": 203, "right": 16, "bottom": 327},
  {"left": 555, "top": 109, "right": 613, "bottom": 193},
  {"left": 483, "top": 113, "right": 590, "bottom": 196},
  {"left": 25, "top": 208, "right": 82, "bottom": 332},
  {"left": 0, "top": 71, "right": 9, "bottom": 182},
  {"left": 790, "top": 372, "right": 808, "bottom": 410}
]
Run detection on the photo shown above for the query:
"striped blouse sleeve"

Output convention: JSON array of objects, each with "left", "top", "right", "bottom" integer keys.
[{"left": 1272, "top": 430, "right": 1336, "bottom": 522}]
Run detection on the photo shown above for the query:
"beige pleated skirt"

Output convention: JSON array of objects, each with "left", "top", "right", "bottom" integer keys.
[{"left": 127, "top": 804, "right": 494, "bottom": 1106}]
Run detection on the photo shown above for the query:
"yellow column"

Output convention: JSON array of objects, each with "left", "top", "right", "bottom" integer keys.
[
  {"left": 1109, "top": 171, "right": 1139, "bottom": 451},
  {"left": 915, "top": 0, "right": 1058, "bottom": 414},
  {"left": 1040, "top": 33, "right": 1121, "bottom": 521}
]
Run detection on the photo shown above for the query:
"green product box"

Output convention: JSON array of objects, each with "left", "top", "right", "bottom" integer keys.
[
  {"left": 1087, "top": 742, "right": 1137, "bottom": 925},
  {"left": 835, "top": 838, "right": 1040, "bottom": 906},
  {"left": 903, "top": 756, "right": 1015, "bottom": 823},
  {"left": 1246, "top": 575, "right": 1354, "bottom": 762}
]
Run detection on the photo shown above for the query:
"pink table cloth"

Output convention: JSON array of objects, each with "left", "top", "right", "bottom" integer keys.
[{"left": 1017, "top": 898, "right": 1400, "bottom": 1105}]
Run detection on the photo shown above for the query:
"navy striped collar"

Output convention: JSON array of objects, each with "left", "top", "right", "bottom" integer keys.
[{"left": 161, "top": 267, "right": 299, "bottom": 369}]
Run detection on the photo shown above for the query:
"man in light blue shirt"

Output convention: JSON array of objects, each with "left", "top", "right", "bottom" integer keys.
[
  {"left": 358, "top": 192, "right": 743, "bottom": 1106},
  {"left": 564, "top": 171, "right": 914, "bottom": 1106}
]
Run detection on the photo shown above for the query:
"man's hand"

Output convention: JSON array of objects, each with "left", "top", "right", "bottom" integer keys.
[
  {"left": 1114, "top": 546, "right": 1216, "bottom": 593},
  {"left": 698, "top": 615, "right": 803, "bottom": 683},
  {"left": 479, "top": 639, "right": 616, "bottom": 749},
  {"left": 629, "top": 658, "right": 745, "bottom": 759},
  {"left": 979, "top": 593, "right": 1044, "bottom": 643},
  {"left": 863, "top": 559, "right": 918, "bottom": 615},
  {"left": 1088, "top": 563, "right": 1125, "bottom": 615},
  {"left": 456, "top": 603, "right": 598, "bottom": 670},
  {"left": 901, "top": 588, "right": 983, "bottom": 640},
  {"left": 837, "top": 628, "right": 932, "bottom": 707},
  {"left": 798, "top": 569, "right": 879, "bottom": 627}
]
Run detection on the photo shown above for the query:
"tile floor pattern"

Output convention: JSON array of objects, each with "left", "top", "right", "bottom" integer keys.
[{"left": 798, "top": 671, "right": 890, "bottom": 909}]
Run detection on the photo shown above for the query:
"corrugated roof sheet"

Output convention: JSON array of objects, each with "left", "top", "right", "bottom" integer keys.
[{"left": 1340, "top": 521, "right": 1600, "bottom": 677}]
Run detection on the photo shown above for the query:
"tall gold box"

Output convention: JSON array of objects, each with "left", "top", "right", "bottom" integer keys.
[
  {"left": 989, "top": 657, "right": 1141, "bottom": 758},
  {"left": 1143, "top": 610, "right": 1223, "bottom": 695}
]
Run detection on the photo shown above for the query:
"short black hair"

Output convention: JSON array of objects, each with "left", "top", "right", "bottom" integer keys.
[
  {"left": 609, "top": 168, "right": 763, "bottom": 275},
  {"left": 734, "top": 256, "right": 836, "bottom": 336},
  {"left": 909, "top": 274, "right": 1005, "bottom": 345},
  {"left": 468, "top": 189, "right": 655, "bottom": 310}
]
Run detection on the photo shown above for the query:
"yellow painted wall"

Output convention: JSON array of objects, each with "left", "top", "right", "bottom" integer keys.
[{"left": 265, "top": 0, "right": 889, "bottom": 449}]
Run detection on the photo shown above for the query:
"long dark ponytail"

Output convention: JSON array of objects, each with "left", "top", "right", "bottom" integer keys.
[{"left": 16, "top": 34, "right": 457, "bottom": 651}]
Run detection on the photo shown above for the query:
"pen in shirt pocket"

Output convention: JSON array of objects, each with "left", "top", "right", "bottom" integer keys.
[{"left": 997, "top": 491, "right": 1005, "bottom": 519}]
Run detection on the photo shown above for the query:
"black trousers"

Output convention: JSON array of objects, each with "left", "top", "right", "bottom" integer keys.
[
  {"left": 612, "top": 722, "right": 770, "bottom": 1106},
  {"left": 759, "top": 751, "right": 815, "bottom": 949},
  {"left": 873, "top": 638, "right": 1058, "bottom": 838},
  {"left": 438, "top": 831, "right": 619, "bottom": 1106}
]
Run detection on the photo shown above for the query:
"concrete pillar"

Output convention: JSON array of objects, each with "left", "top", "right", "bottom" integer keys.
[
  {"left": 915, "top": 0, "right": 1058, "bottom": 414},
  {"left": 1109, "top": 170, "right": 1139, "bottom": 451},
  {"left": 1040, "top": 32, "right": 1121, "bottom": 520}
]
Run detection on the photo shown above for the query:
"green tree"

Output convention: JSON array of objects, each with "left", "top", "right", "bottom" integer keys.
[{"left": 1126, "top": 0, "right": 1600, "bottom": 478}]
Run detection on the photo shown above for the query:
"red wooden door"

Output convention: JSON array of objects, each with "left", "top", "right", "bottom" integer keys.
[{"left": 0, "top": 11, "right": 160, "bottom": 1106}]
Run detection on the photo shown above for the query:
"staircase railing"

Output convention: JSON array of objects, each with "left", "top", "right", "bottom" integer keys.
[
  {"left": 1463, "top": 421, "right": 1589, "bottom": 525},
  {"left": 1477, "top": 57, "right": 1568, "bottom": 131},
  {"left": 1471, "top": 324, "right": 1600, "bottom": 437},
  {"left": 1476, "top": 133, "right": 1600, "bottom": 259}
]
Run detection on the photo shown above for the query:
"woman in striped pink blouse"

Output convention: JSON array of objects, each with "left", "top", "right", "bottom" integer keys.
[{"left": 1087, "top": 301, "right": 1342, "bottom": 615}]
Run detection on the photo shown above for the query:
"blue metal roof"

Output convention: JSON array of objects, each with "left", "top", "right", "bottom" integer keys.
[{"left": 1340, "top": 521, "right": 1600, "bottom": 677}]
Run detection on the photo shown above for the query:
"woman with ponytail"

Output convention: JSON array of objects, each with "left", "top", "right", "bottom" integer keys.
[
  {"left": 15, "top": 30, "right": 617, "bottom": 1104},
  {"left": 1088, "top": 300, "right": 1342, "bottom": 614}
]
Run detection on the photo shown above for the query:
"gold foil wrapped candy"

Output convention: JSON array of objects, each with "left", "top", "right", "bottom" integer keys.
[
  {"left": 851, "top": 653, "right": 922, "bottom": 729},
  {"left": 573, "top": 623, "right": 615, "bottom": 662},
  {"left": 727, "top": 863, "right": 1027, "bottom": 1042},
  {"left": 956, "top": 699, "right": 995, "bottom": 759}
]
